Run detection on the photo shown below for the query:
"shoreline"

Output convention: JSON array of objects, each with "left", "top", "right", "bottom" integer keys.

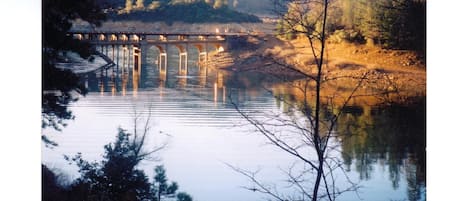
[{"left": 222, "top": 34, "right": 426, "bottom": 106}]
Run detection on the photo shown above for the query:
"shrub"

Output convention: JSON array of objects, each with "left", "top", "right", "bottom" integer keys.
[{"left": 329, "top": 29, "right": 365, "bottom": 44}]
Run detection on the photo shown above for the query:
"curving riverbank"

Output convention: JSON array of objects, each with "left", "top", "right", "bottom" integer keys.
[{"left": 224, "top": 35, "right": 426, "bottom": 106}]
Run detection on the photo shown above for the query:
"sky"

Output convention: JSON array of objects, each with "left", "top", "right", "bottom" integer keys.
[{"left": 1, "top": 0, "right": 469, "bottom": 200}]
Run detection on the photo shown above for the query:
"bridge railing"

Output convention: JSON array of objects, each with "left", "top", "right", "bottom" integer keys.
[
  {"left": 69, "top": 30, "right": 251, "bottom": 40},
  {"left": 70, "top": 32, "right": 232, "bottom": 44}
]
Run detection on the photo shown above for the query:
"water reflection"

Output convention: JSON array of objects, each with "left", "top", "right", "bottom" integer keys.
[
  {"left": 338, "top": 98, "right": 426, "bottom": 201},
  {"left": 132, "top": 71, "right": 139, "bottom": 97},
  {"left": 269, "top": 78, "right": 425, "bottom": 200},
  {"left": 66, "top": 53, "right": 426, "bottom": 201},
  {"left": 121, "top": 73, "right": 128, "bottom": 96},
  {"left": 82, "top": 56, "right": 239, "bottom": 104}
]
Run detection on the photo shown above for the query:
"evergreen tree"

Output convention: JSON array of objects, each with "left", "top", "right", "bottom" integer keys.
[
  {"left": 176, "top": 192, "right": 193, "bottom": 201},
  {"left": 153, "top": 165, "right": 179, "bottom": 201},
  {"left": 374, "top": 0, "right": 425, "bottom": 51},
  {"left": 67, "top": 128, "right": 154, "bottom": 201}
]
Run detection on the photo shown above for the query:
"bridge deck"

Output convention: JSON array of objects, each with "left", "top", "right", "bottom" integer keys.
[
  {"left": 69, "top": 30, "right": 251, "bottom": 37},
  {"left": 88, "top": 39, "right": 226, "bottom": 45}
]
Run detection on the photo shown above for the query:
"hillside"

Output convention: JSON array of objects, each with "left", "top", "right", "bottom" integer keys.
[
  {"left": 229, "top": 0, "right": 275, "bottom": 16},
  {"left": 100, "top": 0, "right": 275, "bottom": 16},
  {"left": 106, "top": 1, "right": 261, "bottom": 23}
]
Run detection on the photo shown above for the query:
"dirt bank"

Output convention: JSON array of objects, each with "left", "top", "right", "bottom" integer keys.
[{"left": 226, "top": 35, "right": 426, "bottom": 105}]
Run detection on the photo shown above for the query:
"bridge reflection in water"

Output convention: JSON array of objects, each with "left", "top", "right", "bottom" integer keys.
[
  {"left": 82, "top": 38, "right": 238, "bottom": 105},
  {"left": 71, "top": 31, "right": 236, "bottom": 77},
  {"left": 74, "top": 31, "right": 239, "bottom": 100}
]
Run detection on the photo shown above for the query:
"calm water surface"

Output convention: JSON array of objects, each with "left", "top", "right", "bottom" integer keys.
[{"left": 42, "top": 47, "right": 425, "bottom": 201}]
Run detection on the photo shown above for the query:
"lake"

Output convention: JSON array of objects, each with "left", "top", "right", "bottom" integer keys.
[{"left": 42, "top": 45, "right": 425, "bottom": 201}]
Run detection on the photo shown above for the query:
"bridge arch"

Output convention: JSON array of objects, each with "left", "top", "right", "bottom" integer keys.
[
  {"left": 213, "top": 43, "right": 226, "bottom": 52},
  {"left": 192, "top": 43, "right": 210, "bottom": 65},
  {"left": 76, "top": 31, "right": 236, "bottom": 80},
  {"left": 130, "top": 34, "right": 139, "bottom": 42},
  {"left": 109, "top": 34, "right": 118, "bottom": 41},
  {"left": 99, "top": 34, "right": 106, "bottom": 41},
  {"left": 73, "top": 33, "right": 83, "bottom": 40},
  {"left": 175, "top": 44, "right": 187, "bottom": 53},
  {"left": 193, "top": 44, "right": 204, "bottom": 53},
  {"left": 148, "top": 44, "right": 168, "bottom": 77},
  {"left": 120, "top": 34, "right": 128, "bottom": 41},
  {"left": 150, "top": 45, "right": 166, "bottom": 54},
  {"left": 174, "top": 44, "right": 188, "bottom": 75}
]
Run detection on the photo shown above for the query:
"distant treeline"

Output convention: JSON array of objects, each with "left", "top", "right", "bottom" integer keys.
[
  {"left": 104, "top": 0, "right": 261, "bottom": 23},
  {"left": 276, "top": 0, "right": 426, "bottom": 52},
  {"left": 99, "top": 0, "right": 274, "bottom": 15}
]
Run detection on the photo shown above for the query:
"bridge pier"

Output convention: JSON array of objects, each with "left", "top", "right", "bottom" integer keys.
[
  {"left": 194, "top": 43, "right": 208, "bottom": 71},
  {"left": 121, "top": 72, "right": 128, "bottom": 96},
  {"left": 111, "top": 45, "right": 115, "bottom": 64},
  {"left": 115, "top": 45, "right": 120, "bottom": 77},
  {"left": 133, "top": 71, "right": 139, "bottom": 97},
  {"left": 154, "top": 44, "right": 168, "bottom": 82},
  {"left": 127, "top": 45, "right": 132, "bottom": 73},
  {"left": 217, "top": 71, "right": 224, "bottom": 88},
  {"left": 133, "top": 45, "right": 142, "bottom": 74},
  {"left": 121, "top": 45, "right": 127, "bottom": 76},
  {"left": 105, "top": 45, "right": 108, "bottom": 58},
  {"left": 75, "top": 31, "right": 237, "bottom": 87},
  {"left": 179, "top": 52, "right": 188, "bottom": 76},
  {"left": 159, "top": 53, "right": 167, "bottom": 75},
  {"left": 199, "top": 65, "right": 207, "bottom": 87},
  {"left": 198, "top": 51, "right": 208, "bottom": 74},
  {"left": 176, "top": 44, "right": 189, "bottom": 76},
  {"left": 199, "top": 52, "right": 208, "bottom": 63}
]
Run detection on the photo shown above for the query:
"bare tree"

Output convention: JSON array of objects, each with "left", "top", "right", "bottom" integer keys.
[{"left": 229, "top": 0, "right": 370, "bottom": 200}]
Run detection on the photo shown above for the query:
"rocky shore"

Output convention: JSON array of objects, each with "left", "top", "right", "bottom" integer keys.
[{"left": 223, "top": 35, "right": 426, "bottom": 105}]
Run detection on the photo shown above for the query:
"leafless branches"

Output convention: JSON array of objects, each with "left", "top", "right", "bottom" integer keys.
[
  {"left": 129, "top": 104, "right": 168, "bottom": 163},
  {"left": 228, "top": 0, "right": 372, "bottom": 201}
]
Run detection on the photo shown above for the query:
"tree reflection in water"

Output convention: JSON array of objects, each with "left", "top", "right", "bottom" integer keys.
[
  {"left": 337, "top": 97, "right": 426, "bottom": 201},
  {"left": 267, "top": 77, "right": 425, "bottom": 201}
]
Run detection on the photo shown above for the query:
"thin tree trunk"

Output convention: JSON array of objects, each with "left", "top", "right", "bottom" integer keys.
[{"left": 312, "top": 0, "right": 328, "bottom": 200}]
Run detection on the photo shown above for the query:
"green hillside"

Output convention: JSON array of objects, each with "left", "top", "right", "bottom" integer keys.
[{"left": 108, "top": 1, "right": 261, "bottom": 23}]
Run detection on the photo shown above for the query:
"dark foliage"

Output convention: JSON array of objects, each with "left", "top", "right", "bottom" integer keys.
[
  {"left": 376, "top": 0, "right": 426, "bottom": 52},
  {"left": 42, "top": 165, "right": 68, "bottom": 201},
  {"left": 43, "top": 128, "right": 192, "bottom": 201},
  {"left": 276, "top": 0, "right": 426, "bottom": 53},
  {"left": 109, "top": 1, "right": 261, "bottom": 24},
  {"left": 66, "top": 128, "right": 154, "bottom": 201},
  {"left": 42, "top": 0, "right": 106, "bottom": 133},
  {"left": 338, "top": 97, "right": 426, "bottom": 201},
  {"left": 153, "top": 165, "right": 179, "bottom": 201},
  {"left": 43, "top": 0, "right": 105, "bottom": 56},
  {"left": 176, "top": 192, "right": 193, "bottom": 201},
  {"left": 42, "top": 56, "right": 86, "bottom": 131}
]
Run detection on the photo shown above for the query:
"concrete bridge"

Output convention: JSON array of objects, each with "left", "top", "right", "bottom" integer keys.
[{"left": 69, "top": 31, "right": 248, "bottom": 78}]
